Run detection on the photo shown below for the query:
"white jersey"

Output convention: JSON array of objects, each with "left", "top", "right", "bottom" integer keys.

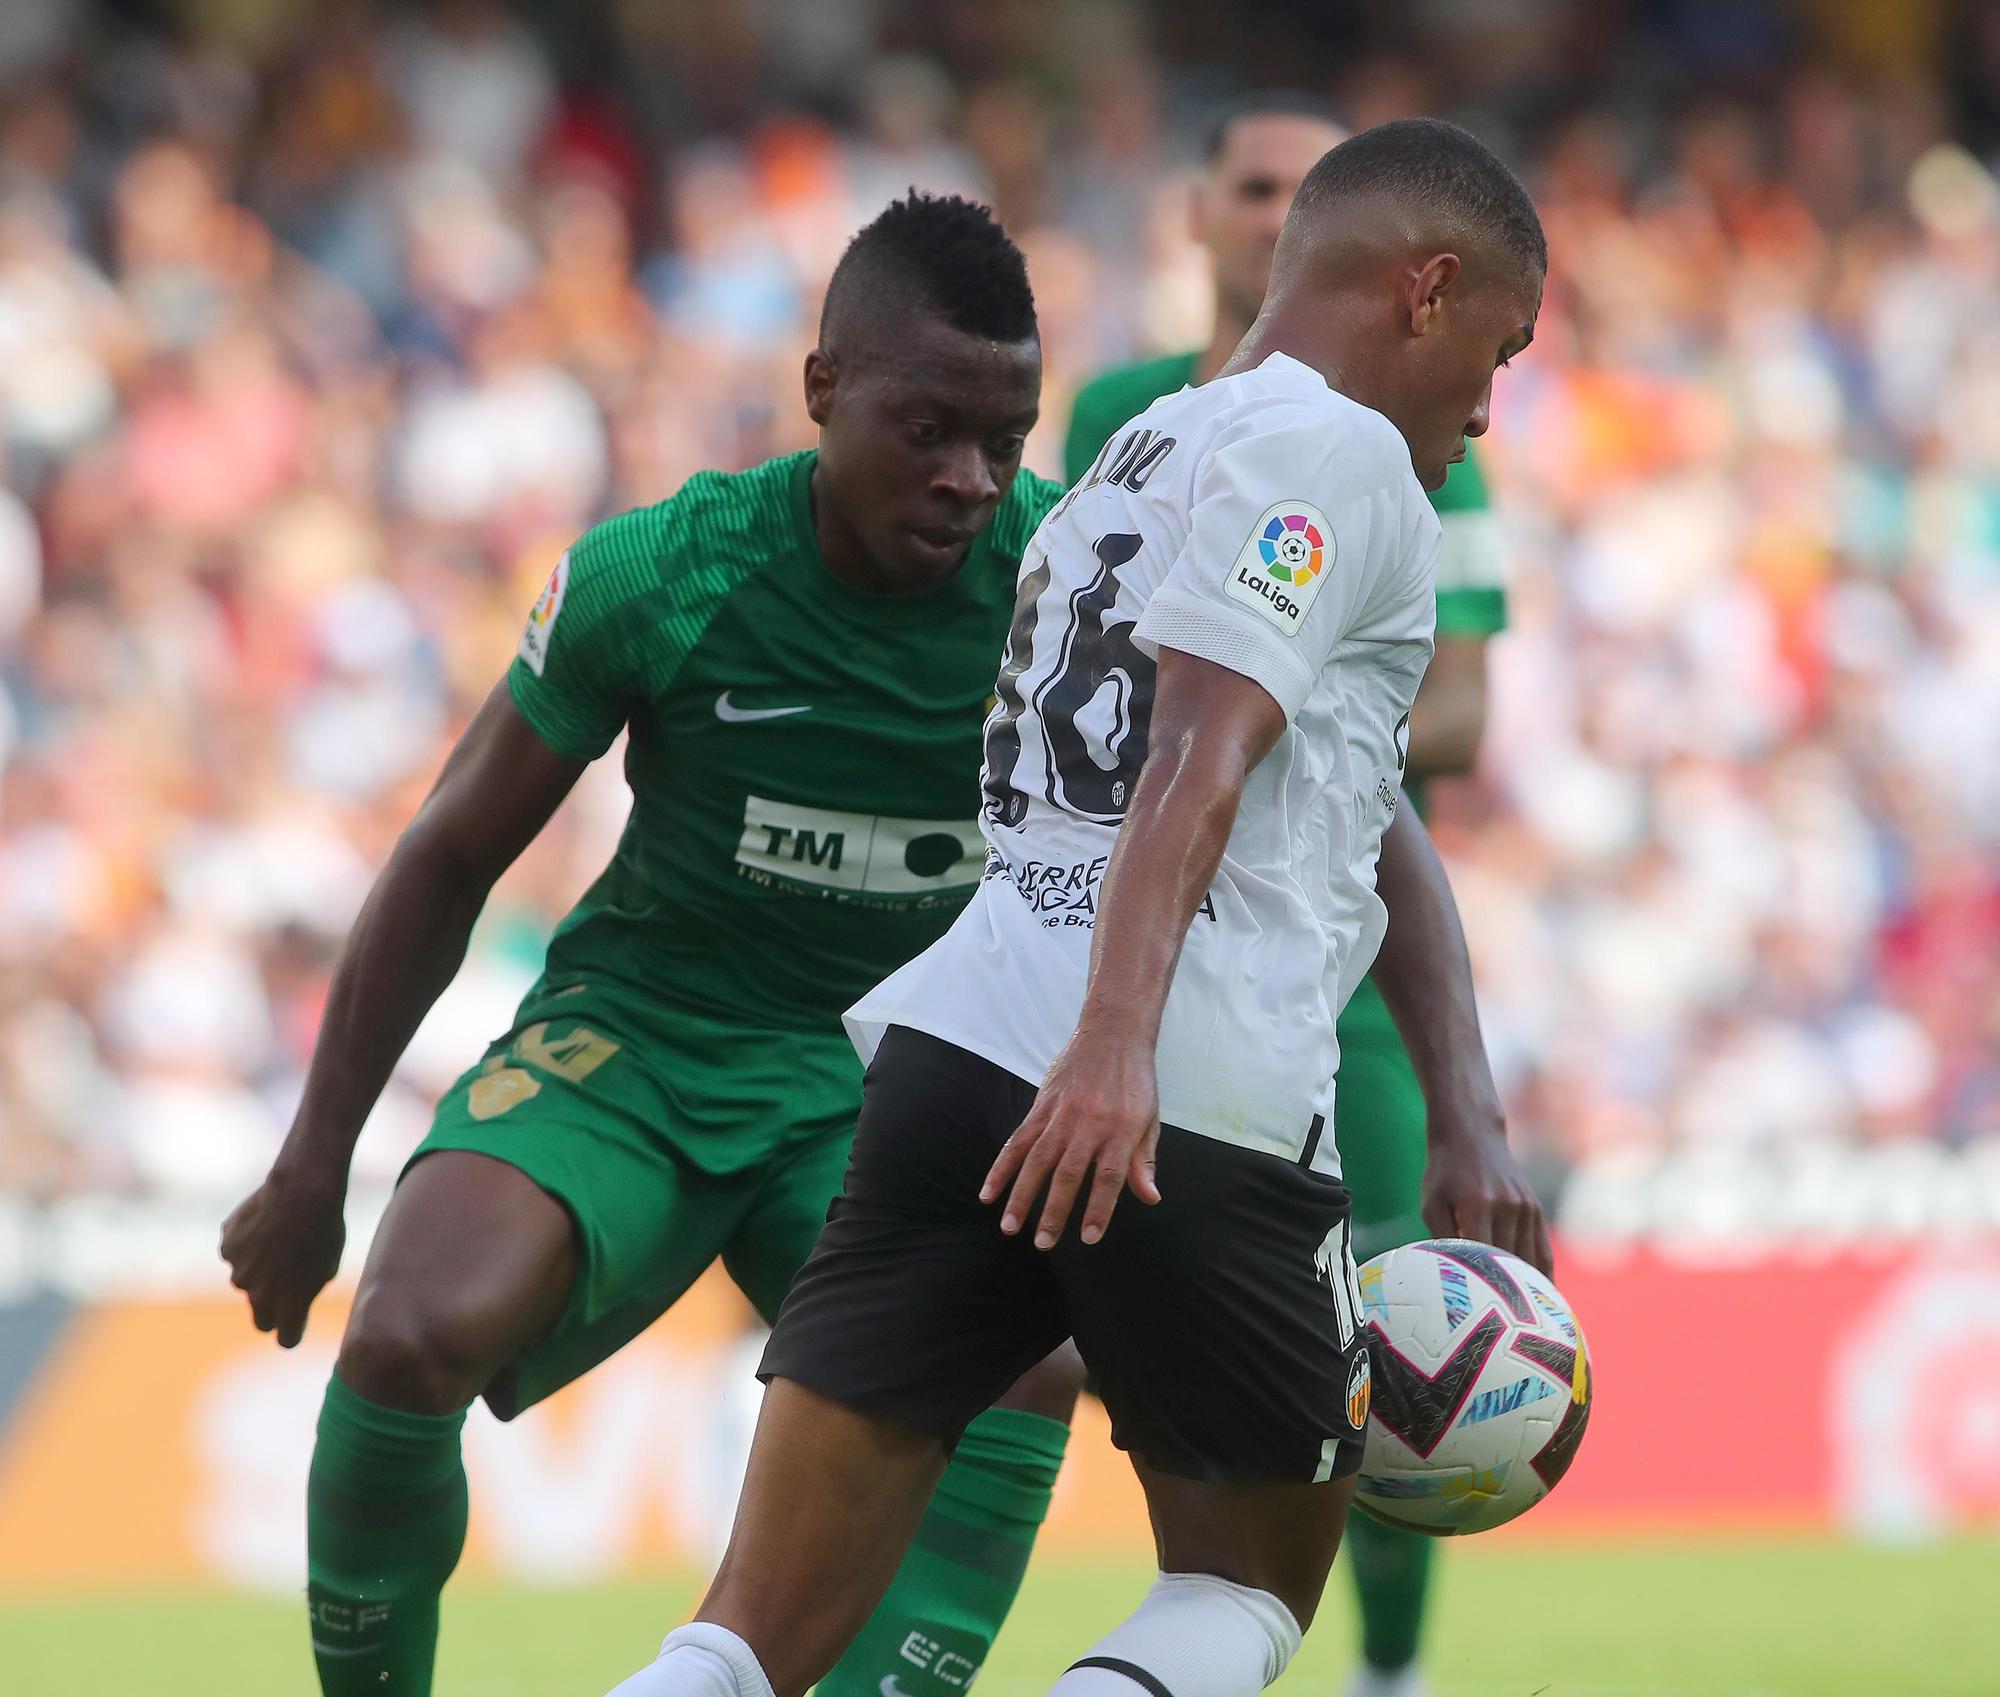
[{"left": 847, "top": 352, "right": 1439, "bottom": 1171}]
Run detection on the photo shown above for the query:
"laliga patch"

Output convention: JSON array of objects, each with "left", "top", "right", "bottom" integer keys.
[
  {"left": 1225, "top": 501, "right": 1334, "bottom": 634},
  {"left": 518, "top": 550, "right": 570, "bottom": 677}
]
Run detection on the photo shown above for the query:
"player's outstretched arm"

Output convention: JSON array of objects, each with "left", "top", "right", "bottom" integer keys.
[
  {"left": 982, "top": 648, "right": 1285, "bottom": 1249},
  {"left": 1370, "top": 801, "right": 1552, "bottom": 1272},
  {"left": 220, "top": 679, "right": 588, "bottom": 1346}
]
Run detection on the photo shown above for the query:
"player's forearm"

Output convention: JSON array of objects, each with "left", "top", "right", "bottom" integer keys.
[
  {"left": 1404, "top": 698, "right": 1482, "bottom": 778},
  {"left": 1403, "top": 636, "right": 1488, "bottom": 779},
  {"left": 1368, "top": 802, "right": 1505, "bottom": 1142},
  {"left": 276, "top": 836, "right": 492, "bottom": 1183},
  {"left": 1076, "top": 725, "right": 1247, "bottom": 1048}
]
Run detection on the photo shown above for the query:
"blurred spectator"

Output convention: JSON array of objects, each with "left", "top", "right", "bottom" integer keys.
[
  {"left": 383, "top": 0, "right": 556, "bottom": 186},
  {"left": 1, "top": 0, "right": 1998, "bottom": 1217}
]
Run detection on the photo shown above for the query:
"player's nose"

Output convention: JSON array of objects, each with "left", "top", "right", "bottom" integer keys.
[
  {"left": 934, "top": 442, "right": 999, "bottom": 506},
  {"left": 1464, "top": 386, "right": 1493, "bottom": 440}
]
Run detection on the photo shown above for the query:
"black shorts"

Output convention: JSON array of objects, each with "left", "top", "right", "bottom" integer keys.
[{"left": 759, "top": 1026, "right": 1369, "bottom": 1484}]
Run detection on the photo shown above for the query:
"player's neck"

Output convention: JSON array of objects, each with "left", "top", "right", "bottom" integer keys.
[{"left": 1223, "top": 309, "right": 1380, "bottom": 420}]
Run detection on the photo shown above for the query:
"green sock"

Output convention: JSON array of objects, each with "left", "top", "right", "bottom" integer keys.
[
  {"left": 306, "top": 1374, "right": 469, "bottom": 1696},
  {"left": 1345, "top": 1507, "right": 1436, "bottom": 1674},
  {"left": 816, "top": 1406, "right": 1070, "bottom": 1697}
]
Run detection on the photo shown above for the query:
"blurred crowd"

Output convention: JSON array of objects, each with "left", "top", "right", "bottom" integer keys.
[{"left": 1, "top": 0, "right": 1997, "bottom": 1210}]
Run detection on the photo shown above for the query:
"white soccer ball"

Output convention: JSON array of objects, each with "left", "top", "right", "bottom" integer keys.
[{"left": 1353, "top": 1238, "right": 1592, "bottom": 1536}]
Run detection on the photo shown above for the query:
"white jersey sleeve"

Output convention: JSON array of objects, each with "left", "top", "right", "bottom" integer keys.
[{"left": 1135, "top": 403, "right": 1433, "bottom": 721}]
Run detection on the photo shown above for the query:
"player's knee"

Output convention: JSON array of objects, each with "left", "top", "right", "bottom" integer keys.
[
  {"left": 336, "top": 1285, "right": 499, "bottom": 1415},
  {"left": 997, "top": 1339, "right": 1087, "bottom": 1423}
]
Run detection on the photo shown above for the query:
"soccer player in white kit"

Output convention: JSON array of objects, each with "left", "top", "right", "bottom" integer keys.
[{"left": 604, "top": 117, "right": 1547, "bottom": 1697}]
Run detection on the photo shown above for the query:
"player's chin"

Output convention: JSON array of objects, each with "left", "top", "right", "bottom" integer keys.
[{"left": 1418, "top": 461, "right": 1450, "bottom": 493}]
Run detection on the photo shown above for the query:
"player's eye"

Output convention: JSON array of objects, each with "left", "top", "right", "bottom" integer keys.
[
  {"left": 908, "top": 420, "right": 944, "bottom": 446},
  {"left": 988, "top": 435, "right": 1026, "bottom": 459}
]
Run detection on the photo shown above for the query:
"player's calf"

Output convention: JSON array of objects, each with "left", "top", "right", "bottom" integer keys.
[
  {"left": 619, "top": 1378, "right": 949, "bottom": 1697},
  {"left": 1137, "top": 1467, "right": 1357, "bottom": 1630},
  {"left": 815, "top": 1348, "right": 1081, "bottom": 1697},
  {"left": 1043, "top": 1472, "right": 1352, "bottom": 1697}
]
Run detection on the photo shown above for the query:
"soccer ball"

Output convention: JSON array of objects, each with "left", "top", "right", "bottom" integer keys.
[{"left": 1353, "top": 1238, "right": 1592, "bottom": 1536}]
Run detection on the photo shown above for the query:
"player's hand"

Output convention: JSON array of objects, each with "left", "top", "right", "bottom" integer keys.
[
  {"left": 1420, "top": 1115, "right": 1553, "bottom": 1276},
  {"left": 980, "top": 1031, "right": 1162, "bottom": 1249},
  {"left": 219, "top": 1161, "right": 347, "bottom": 1348}
]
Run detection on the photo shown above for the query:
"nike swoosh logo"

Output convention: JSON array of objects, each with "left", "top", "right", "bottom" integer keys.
[{"left": 715, "top": 691, "right": 812, "bottom": 724}]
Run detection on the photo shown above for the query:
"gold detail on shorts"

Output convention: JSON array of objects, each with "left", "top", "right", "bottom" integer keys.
[
  {"left": 468, "top": 1065, "right": 542, "bottom": 1120},
  {"left": 512, "top": 1021, "right": 621, "bottom": 1082}
]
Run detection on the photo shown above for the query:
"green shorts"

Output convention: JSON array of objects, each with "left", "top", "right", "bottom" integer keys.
[
  {"left": 1332, "top": 975, "right": 1429, "bottom": 1259},
  {"left": 410, "top": 986, "right": 863, "bottom": 1416}
]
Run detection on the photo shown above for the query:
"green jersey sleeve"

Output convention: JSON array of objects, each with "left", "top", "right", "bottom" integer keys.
[
  {"left": 1429, "top": 448, "right": 1508, "bottom": 637},
  {"left": 507, "top": 503, "right": 685, "bottom": 761}
]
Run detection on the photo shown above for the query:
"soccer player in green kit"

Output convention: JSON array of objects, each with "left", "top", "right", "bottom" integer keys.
[
  {"left": 220, "top": 194, "right": 1079, "bottom": 1697},
  {"left": 1066, "top": 98, "right": 1510, "bottom": 1697}
]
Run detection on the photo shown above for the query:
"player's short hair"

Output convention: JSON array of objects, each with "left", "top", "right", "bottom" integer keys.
[
  {"left": 821, "top": 191, "right": 1037, "bottom": 346},
  {"left": 1203, "top": 90, "right": 1346, "bottom": 164},
  {"left": 1293, "top": 117, "right": 1547, "bottom": 279}
]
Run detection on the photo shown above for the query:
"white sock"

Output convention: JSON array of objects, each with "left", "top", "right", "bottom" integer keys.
[
  {"left": 1049, "top": 1571, "right": 1303, "bottom": 1697},
  {"left": 605, "top": 1622, "right": 779, "bottom": 1697},
  {"left": 1343, "top": 1665, "right": 1426, "bottom": 1697}
]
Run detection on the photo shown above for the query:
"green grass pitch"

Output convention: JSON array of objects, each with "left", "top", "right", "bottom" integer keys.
[{"left": 2, "top": 1535, "right": 1992, "bottom": 1696}]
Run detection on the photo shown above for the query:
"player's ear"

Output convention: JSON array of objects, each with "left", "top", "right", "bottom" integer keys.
[
  {"left": 803, "top": 347, "right": 838, "bottom": 426},
  {"left": 1407, "top": 252, "right": 1462, "bottom": 337}
]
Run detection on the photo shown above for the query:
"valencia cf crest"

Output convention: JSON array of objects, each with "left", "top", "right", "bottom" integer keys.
[{"left": 1346, "top": 1350, "right": 1373, "bottom": 1431}]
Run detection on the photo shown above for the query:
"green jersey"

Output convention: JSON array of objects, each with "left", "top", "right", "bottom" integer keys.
[
  {"left": 1064, "top": 350, "right": 1507, "bottom": 639},
  {"left": 507, "top": 450, "right": 1063, "bottom": 1036}
]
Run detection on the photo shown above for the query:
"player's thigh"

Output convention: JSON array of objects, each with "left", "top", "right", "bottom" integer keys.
[
  {"left": 406, "top": 1014, "right": 753, "bottom": 1417},
  {"left": 1137, "top": 1461, "right": 1357, "bottom": 1629},
  {"left": 339, "top": 1148, "right": 579, "bottom": 1412},
  {"left": 1054, "top": 1125, "right": 1372, "bottom": 1491},
  {"left": 758, "top": 1026, "right": 1070, "bottom": 1444},
  {"left": 1333, "top": 975, "right": 1430, "bottom": 1236}
]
